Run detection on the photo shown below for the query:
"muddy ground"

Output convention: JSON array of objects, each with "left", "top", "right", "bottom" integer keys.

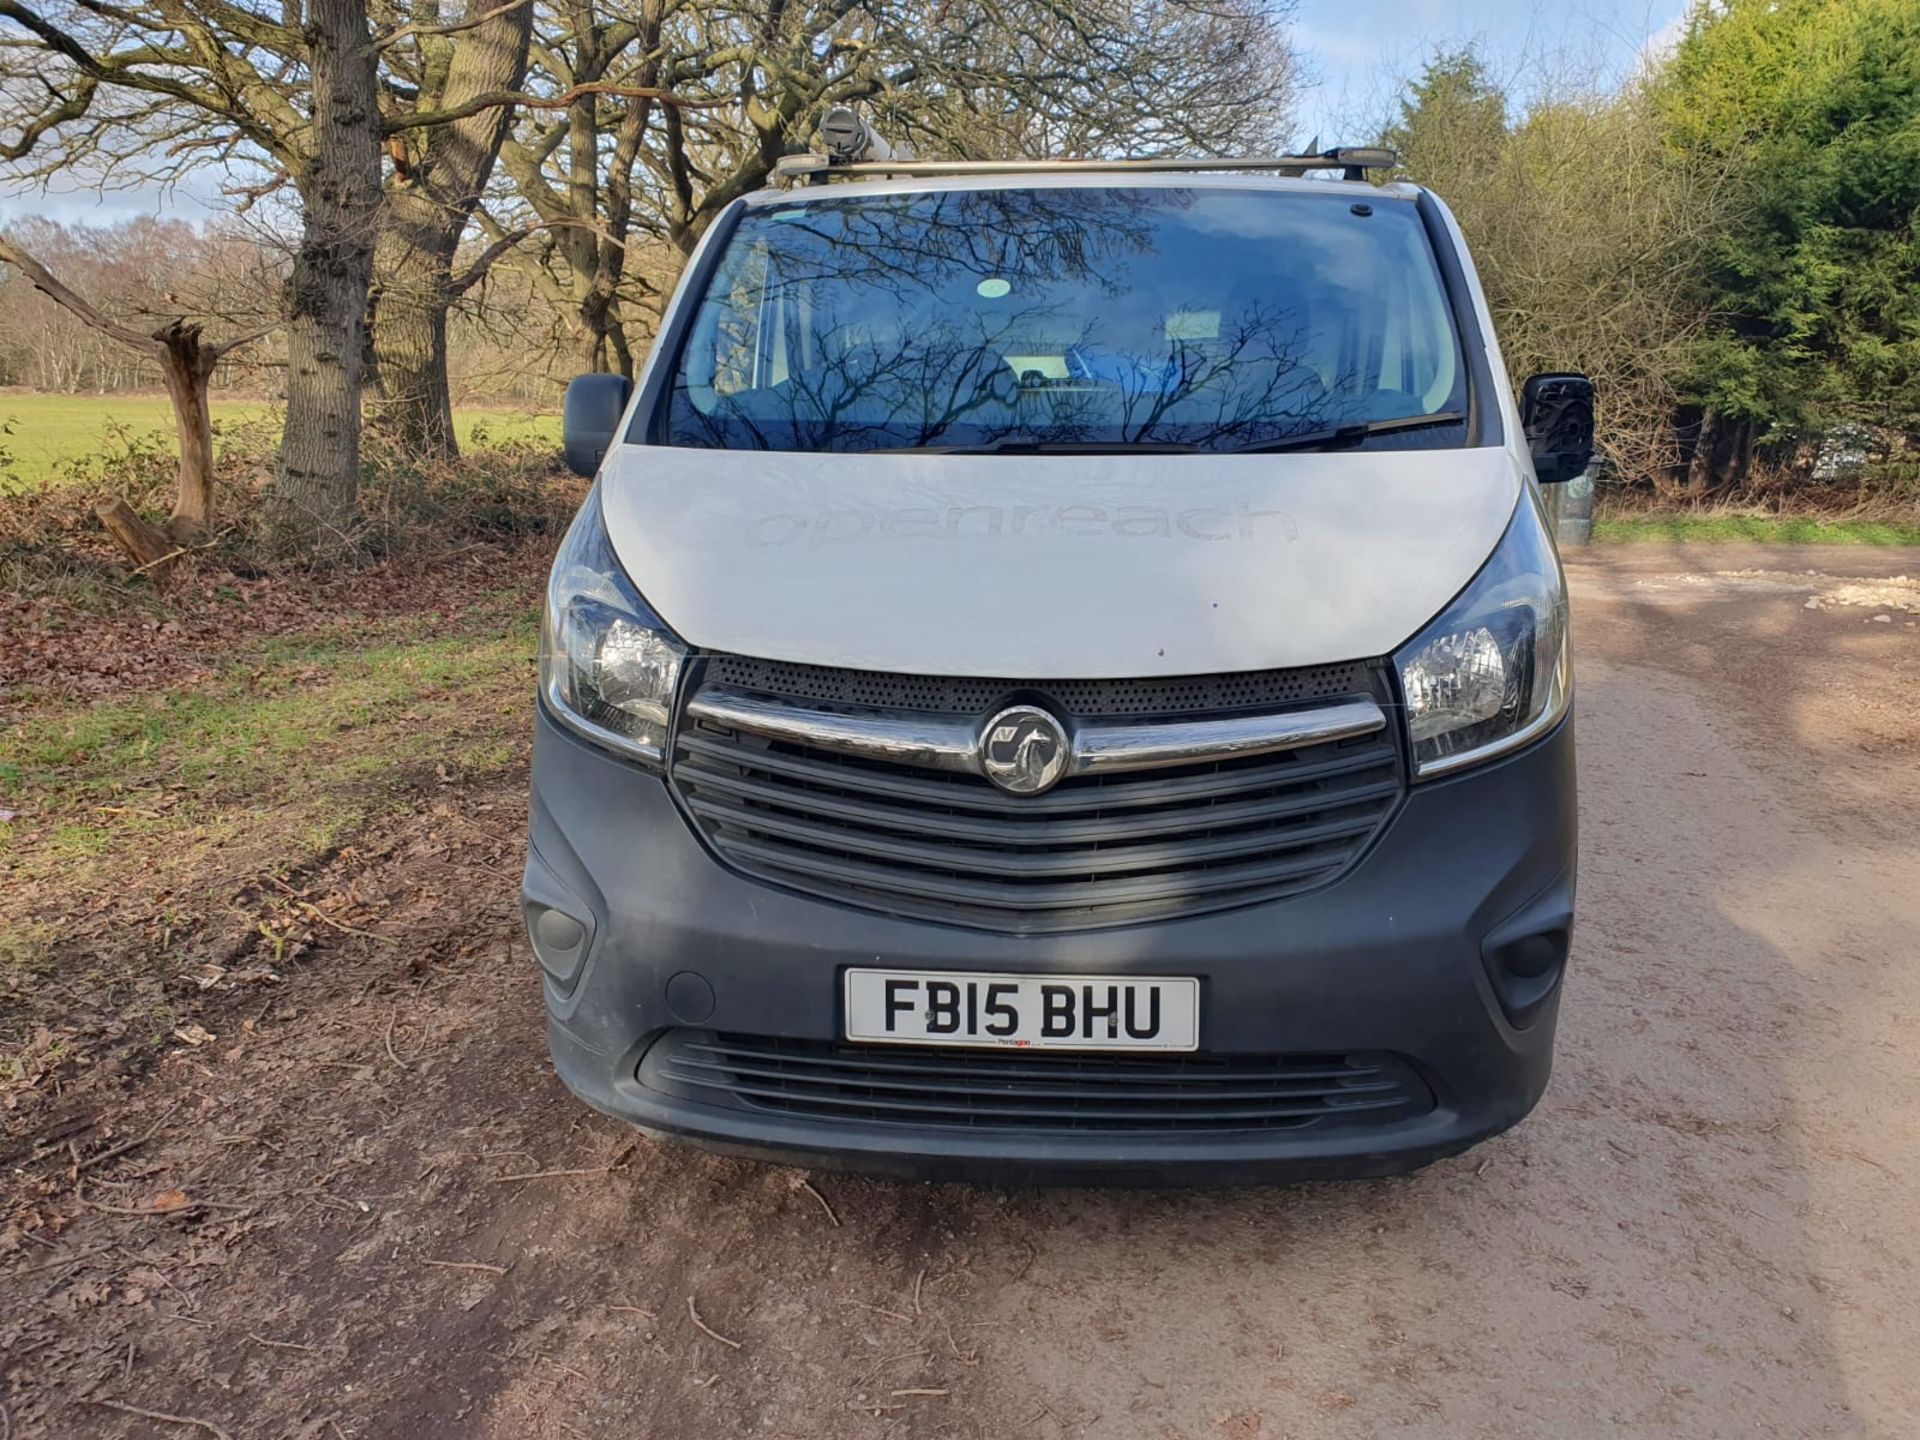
[{"left": 4, "top": 544, "right": 1919, "bottom": 1439}]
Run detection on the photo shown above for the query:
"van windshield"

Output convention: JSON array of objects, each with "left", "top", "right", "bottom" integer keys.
[{"left": 657, "top": 186, "right": 1468, "bottom": 454}]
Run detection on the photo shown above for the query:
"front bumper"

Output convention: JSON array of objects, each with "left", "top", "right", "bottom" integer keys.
[{"left": 524, "top": 704, "right": 1577, "bottom": 1186}]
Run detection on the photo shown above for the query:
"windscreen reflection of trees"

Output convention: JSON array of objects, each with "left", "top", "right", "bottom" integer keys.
[{"left": 668, "top": 190, "right": 1373, "bottom": 453}]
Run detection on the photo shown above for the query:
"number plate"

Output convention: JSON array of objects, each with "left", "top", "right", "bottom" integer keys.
[{"left": 844, "top": 969, "right": 1199, "bottom": 1052}]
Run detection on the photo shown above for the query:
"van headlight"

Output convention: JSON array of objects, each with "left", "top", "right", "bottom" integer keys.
[
  {"left": 1395, "top": 493, "right": 1570, "bottom": 778},
  {"left": 540, "top": 485, "right": 686, "bottom": 766}
]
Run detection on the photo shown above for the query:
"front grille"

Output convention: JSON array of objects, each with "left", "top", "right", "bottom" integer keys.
[
  {"left": 670, "top": 657, "right": 1405, "bottom": 932},
  {"left": 643, "top": 1032, "right": 1434, "bottom": 1135}
]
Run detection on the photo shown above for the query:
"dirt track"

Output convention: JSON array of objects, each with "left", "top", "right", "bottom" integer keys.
[{"left": 6, "top": 544, "right": 1920, "bottom": 1439}]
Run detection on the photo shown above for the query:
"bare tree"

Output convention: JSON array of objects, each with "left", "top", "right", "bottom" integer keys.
[
  {"left": 0, "top": 233, "right": 271, "bottom": 564},
  {"left": 489, "top": 0, "right": 687, "bottom": 373},
  {"left": 486, "top": 0, "right": 1299, "bottom": 377},
  {"left": 0, "top": 0, "right": 384, "bottom": 551}
]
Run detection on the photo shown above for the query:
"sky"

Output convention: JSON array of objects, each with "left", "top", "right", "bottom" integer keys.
[
  {"left": 1, "top": 0, "right": 1696, "bottom": 227},
  {"left": 1290, "top": 0, "right": 1695, "bottom": 145}
]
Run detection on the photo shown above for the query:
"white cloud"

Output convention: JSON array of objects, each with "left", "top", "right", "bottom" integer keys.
[
  {"left": 0, "top": 174, "right": 225, "bottom": 225},
  {"left": 1637, "top": 2, "right": 1696, "bottom": 68}
]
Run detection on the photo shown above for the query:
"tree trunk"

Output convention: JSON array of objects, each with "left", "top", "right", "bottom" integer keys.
[
  {"left": 270, "top": 0, "right": 381, "bottom": 554},
  {"left": 1683, "top": 408, "right": 1720, "bottom": 498},
  {"left": 609, "top": 318, "right": 634, "bottom": 379},
  {"left": 1682, "top": 408, "right": 1756, "bottom": 498},
  {"left": 368, "top": 0, "right": 533, "bottom": 459},
  {"left": 371, "top": 203, "right": 459, "bottom": 458},
  {"left": 154, "top": 321, "right": 218, "bottom": 543},
  {"left": 576, "top": 298, "right": 613, "bottom": 374},
  {"left": 1728, "top": 418, "right": 1755, "bottom": 489}
]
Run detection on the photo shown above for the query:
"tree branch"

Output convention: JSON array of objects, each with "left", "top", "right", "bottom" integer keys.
[
  {"left": 206, "top": 321, "right": 280, "bottom": 360},
  {"left": 390, "top": 80, "right": 724, "bottom": 133},
  {"left": 447, "top": 212, "right": 643, "bottom": 296},
  {"left": 374, "top": 0, "right": 530, "bottom": 50},
  {"left": 0, "top": 73, "right": 98, "bottom": 160},
  {"left": 0, "top": 232, "right": 160, "bottom": 349},
  {"left": 0, "top": 233, "right": 279, "bottom": 359},
  {"left": 0, "top": 0, "right": 293, "bottom": 167},
  {"left": 448, "top": 225, "right": 532, "bottom": 294}
]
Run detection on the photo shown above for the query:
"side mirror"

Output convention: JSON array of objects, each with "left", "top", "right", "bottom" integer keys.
[
  {"left": 562, "top": 373, "right": 634, "bottom": 478},
  {"left": 1521, "top": 373, "right": 1595, "bottom": 485}
]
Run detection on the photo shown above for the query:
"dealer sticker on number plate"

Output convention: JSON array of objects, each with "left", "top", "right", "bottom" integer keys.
[{"left": 844, "top": 969, "right": 1199, "bottom": 1051}]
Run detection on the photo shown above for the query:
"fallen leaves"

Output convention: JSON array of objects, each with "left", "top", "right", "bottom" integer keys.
[
  {"left": 64, "top": 1277, "right": 112, "bottom": 1309},
  {"left": 2, "top": 1026, "right": 85, "bottom": 1107}
]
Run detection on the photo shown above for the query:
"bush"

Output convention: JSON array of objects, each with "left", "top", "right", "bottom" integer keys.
[
  {"left": 1, "top": 418, "right": 579, "bottom": 603},
  {"left": 1384, "top": 51, "right": 1740, "bottom": 494},
  {"left": 0, "top": 421, "right": 188, "bottom": 607},
  {"left": 354, "top": 433, "right": 579, "bottom": 554}
]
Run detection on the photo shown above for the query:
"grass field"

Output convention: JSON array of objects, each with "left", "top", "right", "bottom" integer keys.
[
  {"left": 1594, "top": 513, "right": 1920, "bottom": 545},
  {"left": 0, "top": 391, "right": 561, "bottom": 490}
]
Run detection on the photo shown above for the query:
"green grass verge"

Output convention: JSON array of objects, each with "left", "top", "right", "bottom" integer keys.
[
  {"left": 0, "top": 601, "right": 539, "bottom": 1071},
  {"left": 1594, "top": 514, "right": 1920, "bottom": 545},
  {"left": 0, "top": 392, "right": 560, "bottom": 490},
  {"left": 0, "top": 609, "right": 537, "bottom": 881}
]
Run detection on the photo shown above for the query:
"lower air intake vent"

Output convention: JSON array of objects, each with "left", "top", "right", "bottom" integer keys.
[{"left": 642, "top": 1032, "right": 1434, "bottom": 1136}]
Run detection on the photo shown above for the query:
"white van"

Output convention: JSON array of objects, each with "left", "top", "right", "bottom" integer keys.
[{"left": 525, "top": 143, "right": 1592, "bottom": 1184}]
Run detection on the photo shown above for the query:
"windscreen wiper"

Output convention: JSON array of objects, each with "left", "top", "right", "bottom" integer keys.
[
  {"left": 870, "top": 437, "right": 1202, "bottom": 455},
  {"left": 870, "top": 413, "right": 1467, "bottom": 456},
  {"left": 1226, "top": 410, "right": 1467, "bottom": 455}
]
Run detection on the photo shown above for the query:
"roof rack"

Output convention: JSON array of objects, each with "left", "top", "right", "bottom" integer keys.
[{"left": 771, "top": 147, "right": 1400, "bottom": 187}]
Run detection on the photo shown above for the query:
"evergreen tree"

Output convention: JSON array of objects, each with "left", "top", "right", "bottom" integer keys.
[{"left": 1658, "top": 0, "right": 1920, "bottom": 484}]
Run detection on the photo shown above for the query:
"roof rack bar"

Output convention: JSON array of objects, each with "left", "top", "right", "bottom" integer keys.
[{"left": 771, "top": 148, "right": 1398, "bottom": 186}]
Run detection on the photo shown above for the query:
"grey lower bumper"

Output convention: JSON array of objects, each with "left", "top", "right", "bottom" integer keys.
[{"left": 524, "top": 705, "right": 1577, "bottom": 1186}]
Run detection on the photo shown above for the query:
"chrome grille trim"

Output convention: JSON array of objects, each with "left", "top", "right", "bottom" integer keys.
[
  {"left": 687, "top": 686, "right": 1386, "bottom": 779},
  {"left": 686, "top": 689, "right": 977, "bottom": 774},
  {"left": 1067, "top": 700, "right": 1385, "bottom": 775}
]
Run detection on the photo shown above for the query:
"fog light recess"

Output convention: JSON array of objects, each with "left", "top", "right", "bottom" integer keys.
[
  {"left": 525, "top": 901, "right": 591, "bottom": 987},
  {"left": 1482, "top": 926, "right": 1569, "bottom": 1025},
  {"left": 1478, "top": 876, "right": 1574, "bottom": 1028}
]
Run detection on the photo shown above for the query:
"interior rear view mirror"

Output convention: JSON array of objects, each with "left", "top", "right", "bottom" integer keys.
[
  {"left": 562, "top": 373, "right": 634, "bottom": 478},
  {"left": 1521, "top": 373, "right": 1595, "bottom": 485}
]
